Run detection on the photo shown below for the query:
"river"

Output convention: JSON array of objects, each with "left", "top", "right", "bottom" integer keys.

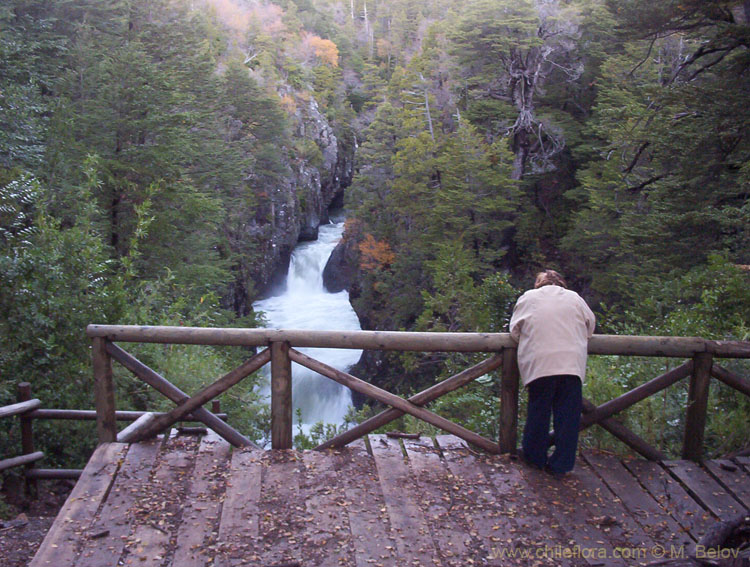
[{"left": 252, "top": 218, "right": 361, "bottom": 437}]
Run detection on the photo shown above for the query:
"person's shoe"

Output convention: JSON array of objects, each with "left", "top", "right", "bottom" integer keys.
[
  {"left": 544, "top": 465, "right": 567, "bottom": 480},
  {"left": 518, "top": 450, "right": 545, "bottom": 470}
]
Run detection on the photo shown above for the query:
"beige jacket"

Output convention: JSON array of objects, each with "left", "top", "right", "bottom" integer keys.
[{"left": 509, "top": 285, "right": 596, "bottom": 387}]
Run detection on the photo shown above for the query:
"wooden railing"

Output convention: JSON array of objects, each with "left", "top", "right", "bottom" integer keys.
[
  {"left": 0, "top": 381, "right": 227, "bottom": 484},
  {"left": 85, "top": 325, "right": 750, "bottom": 461}
]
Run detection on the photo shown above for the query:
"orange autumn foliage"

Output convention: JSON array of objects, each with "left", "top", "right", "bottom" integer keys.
[
  {"left": 279, "top": 94, "right": 297, "bottom": 114},
  {"left": 359, "top": 233, "right": 395, "bottom": 271},
  {"left": 308, "top": 36, "right": 339, "bottom": 67}
]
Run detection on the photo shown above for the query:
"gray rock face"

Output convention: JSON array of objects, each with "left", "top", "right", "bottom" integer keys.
[
  {"left": 322, "top": 235, "right": 360, "bottom": 293},
  {"left": 243, "top": 91, "right": 354, "bottom": 303}
]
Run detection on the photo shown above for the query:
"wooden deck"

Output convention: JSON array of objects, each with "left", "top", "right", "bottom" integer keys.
[{"left": 29, "top": 431, "right": 750, "bottom": 567}]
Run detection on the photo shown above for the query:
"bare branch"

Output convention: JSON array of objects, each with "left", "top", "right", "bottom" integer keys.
[
  {"left": 626, "top": 174, "right": 665, "bottom": 193},
  {"left": 622, "top": 141, "right": 650, "bottom": 174},
  {"left": 628, "top": 37, "right": 657, "bottom": 77}
]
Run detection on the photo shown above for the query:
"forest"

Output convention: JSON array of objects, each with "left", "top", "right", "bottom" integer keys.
[{"left": 1, "top": 0, "right": 749, "bottom": 475}]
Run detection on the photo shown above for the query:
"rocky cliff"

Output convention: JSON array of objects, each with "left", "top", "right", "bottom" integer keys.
[{"left": 244, "top": 92, "right": 354, "bottom": 305}]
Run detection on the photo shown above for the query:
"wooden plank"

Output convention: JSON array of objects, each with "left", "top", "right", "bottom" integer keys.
[
  {"left": 581, "top": 399, "right": 666, "bottom": 461},
  {"left": 435, "top": 435, "right": 527, "bottom": 566},
  {"left": 17, "top": 382, "right": 37, "bottom": 491},
  {"left": 116, "top": 412, "right": 157, "bottom": 442},
  {"left": 516, "top": 457, "right": 629, "bottom": 567},
  {"left": 711, "top": 364, "right": 750, "bottom": 397},
  {"left": 75, "top": 438, "right": 162, "bottom": 567},
  {"left": 571, "top": 463, "right": 664, "bottom": 564},
  {"left": 28, "top": 409, "right": 228, "bottom": 421},
  {"left": 26, "top": 468, "right": 82, "bottom": 479},
  {"left": 703, "top": 459, "right": 750, "bottom": 511},
  {"left": 335, "top": 438, "right": 398, "bottom": 567},
  {"left": 119, "top": 437, "right": 198, "bottom": 566},
  {"left": 623, "top": 459, "right": 711, "bottom": 542},
  {"left": 88, "top": 324, "right": 514, "bottom": 351},
  {"left": 214, "top": 449, "right": 264, "bottom": 567},
  {"left": 29, "top": 442, "right": 128, "bottom": 567},
  {"left": 479, "top": 454, "right": 575, "bottom": 567},
  {"left": 298, "top": 449, "right": 354, "bottom": 566},
  {"left": 132, "top": 349, "right": 271, "bottom": 443},
  {"left": 370, "top": 434, "right": 442, "bottom": 566},
  {"left": 581, "top": 362, "right": 692, "bottom": 428},
  {"left": 255, "top": 450, "right": 303, "bottom": 566},
  {"left": 664, "top": 460, "right": 745, "bottom": 519},
  {"left": 403, "top": 436, "right": 472, "bottom": 565},
  {"left": 583, "top": 452, "right": 693, "bottom": 550},
  {"left": 172, "top": 432, "right": 232, "bottom": 567},
  {"left": 736, "top": 456, "right": 750, "bottom": 473}
]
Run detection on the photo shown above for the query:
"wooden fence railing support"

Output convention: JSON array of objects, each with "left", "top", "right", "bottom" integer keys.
[
  {"left": 271, "top": 341, "right": 293, "bottom": 449},
  {"left": 290, "top": 348, "right": 500, "bottom": 454},
  {"left": 92, "top": 337, "right": 117, "bottom": 444},
  {"left": 499, "top": 347, "right": 519, "bottom": 454},
  {"left": 105, "top": 342, "right": 254, "bottom": 447},
  {"left": 580, "top": 361, "right": 693, "bottom": 428},
  {"left": 121, "top": 348, "right": 272, "bottom": 443},
  {"left": 683, "top": 352, "right": 713, "bottom": 461},
  {"left": 17, "top": 382, "right": 37, "bottom": 493},
  {"left": 317, "top": 354, "right": 504, "bottom": 450},
  {"left": 711, "top": 364, "right": 750, "bottom": 398},
  {"left": 581, "top": 399, "right": 666, "bottom": 461}
]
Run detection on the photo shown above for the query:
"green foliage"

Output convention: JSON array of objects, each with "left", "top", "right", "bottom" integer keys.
[
  {"left": 581, "top": 257, "right": 750, "bottom": 457},
  {"left": 0, "top": 177, "right": 125, "bottom": 466},
  {"left": 292, "top": 407, "right": 347, "bottom": 449},
  {"left": 1, "top": 0, "right": 749, "bottom": 468},
  {"left": 0, "top": 0, "right": 297, "bottom": 469}
]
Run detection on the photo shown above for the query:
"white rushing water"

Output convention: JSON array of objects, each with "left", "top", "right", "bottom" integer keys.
[{"left": 253, "top": 219, "right": 361, "bottom": 435}]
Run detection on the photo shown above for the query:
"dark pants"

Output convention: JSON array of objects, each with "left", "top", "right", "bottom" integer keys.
[{"left": 522, "top": 374, "right": 582, "bottom": 474}]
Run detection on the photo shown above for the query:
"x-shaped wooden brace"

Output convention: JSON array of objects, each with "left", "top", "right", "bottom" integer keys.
[
  {"left": 109, "top": 343, "right": 270, "bottom": 445},
  {"left": 289, "top": 348, "right": 502, "bottom": 454}
]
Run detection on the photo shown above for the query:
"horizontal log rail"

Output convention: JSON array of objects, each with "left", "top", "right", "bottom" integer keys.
[
  {"left": 26, "top": 409, "right": 228, "bottom": 421},
  {"left": 86, "top": 325, "right": 750, "bottom": 357},
  {"left": 0, "top": 451, "right": 44, "bottom": 473},
  {"left": 0, "top": 381, "right": 228, "bottom": 485},
  {"left": 0, "top": 398, "right": 42, "bottom": 419},
  {"left": 83, "top": 324, "right": 750, "bottom": 461}
]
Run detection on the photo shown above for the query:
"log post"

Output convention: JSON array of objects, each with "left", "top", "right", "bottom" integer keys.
[
  {"left": 271, "top": 341, "right": 293, "bottom": 449},
  {"left": 683, "top": 352, "right": 713, "bottom": 461},
  {"left": 17, "top": 382, "right": 37, "bottom": 494},
  {"left": 92, "top": 337, "right": 117, "bottom": 443},
  {"left": 499, "top": 347, "right": 519, "bottom": 454}
]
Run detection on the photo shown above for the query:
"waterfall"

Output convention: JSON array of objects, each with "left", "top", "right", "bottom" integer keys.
[{"left": 253, "top": 219, "right": 361, "bottom": 436}]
